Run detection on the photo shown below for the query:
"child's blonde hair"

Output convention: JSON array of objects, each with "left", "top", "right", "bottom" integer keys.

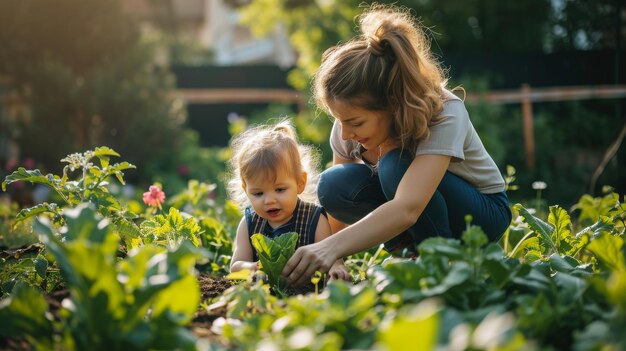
[
  {"left": 227, "top": 119, "right": 321, "bottom": 209},
  {"left": 313, "top": 4, "right": 447, "bottom": 154}
]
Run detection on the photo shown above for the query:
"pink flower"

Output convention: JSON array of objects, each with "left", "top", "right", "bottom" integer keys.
[{"left": 143, "top": 185, "right": 165, "bottom": 207}]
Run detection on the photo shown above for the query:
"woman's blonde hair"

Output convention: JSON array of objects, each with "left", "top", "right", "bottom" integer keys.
[
  {"left": 313, "top": 4, "right": 447, "bottom": 154},
  {"left": 227, "top": 119, "right": 321, "bottom": 209}
]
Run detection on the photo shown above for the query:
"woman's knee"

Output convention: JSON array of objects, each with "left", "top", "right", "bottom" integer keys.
[
  {"left": 318, "top": 164, "right": 370, "bottom": 209},
  {"left": 318, "top": 163, "right": 387, "bottom": 219},
  {"left": 318, "top": 167, "right": 343, "bottom": 210},
  {"left": 377, "top": 149, "right": 413, "bottom": 198}
]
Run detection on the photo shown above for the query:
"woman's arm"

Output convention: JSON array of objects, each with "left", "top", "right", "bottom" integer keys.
[
  {"left": 230, "top": 217, "right": 259, "bottom": 272},
  {"left": 282, "top": 153, "right": 451, "bottom": 286},
  {"left": 313, "top": 207, "right": 351, "bottom": 282}
]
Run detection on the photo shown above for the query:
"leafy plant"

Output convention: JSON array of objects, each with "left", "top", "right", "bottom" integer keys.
[
  {"left": 168, "top": 180, "right": 238, "bottom": 273},
  {"left": 2, "top": 147, "right": 140, "bottom": 249},
  {"left": 0, "top": 204, "right": 203, "bottom": 350},
  {"left": 250, "top": 232, "right": 298, "bottom": 295},
  {"left": 510, "top": 200, "right": 621, "bottom": 264},
  {"left": 139, "top": 206, "right": 202, "bottom": 249}
]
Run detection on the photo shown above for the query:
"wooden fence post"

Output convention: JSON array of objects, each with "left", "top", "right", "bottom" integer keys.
[{"left": 521, "top": 83, "right": 535, "bottom": 170}]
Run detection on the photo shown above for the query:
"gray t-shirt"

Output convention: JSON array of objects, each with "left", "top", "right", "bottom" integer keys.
[{"left": 329, "top": 89, "right": 505, "bottom": 194}]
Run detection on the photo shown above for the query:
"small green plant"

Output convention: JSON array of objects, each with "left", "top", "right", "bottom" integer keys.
[
  {"left": 510, "top": 201, "right": 621, "bottom": 264},
  {"left": 139, "top": 206, "right": 202, "bottom": 249},
  {"left": 2, "top": 147, "right": 140, "bottom": 248},
  {"left": 250, "top": 232, "right": 298, "bottom": 295}
]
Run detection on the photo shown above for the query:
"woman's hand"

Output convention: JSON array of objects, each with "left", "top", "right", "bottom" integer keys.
[
  {"left": 328, "top": 260, "right": 352, "bottom": 282},
  {"left": 281, "top": 241, "right": 338, "bottom": 287}
]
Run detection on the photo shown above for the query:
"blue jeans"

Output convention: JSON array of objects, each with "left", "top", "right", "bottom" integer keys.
[{"left": 318, "top": 149, "right": 512, "bottom": 255}]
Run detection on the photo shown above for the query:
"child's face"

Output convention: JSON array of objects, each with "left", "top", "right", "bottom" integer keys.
[
  {"left": 327, "top": 99, "right": 392, "bottom": 151},
  {"left": 243, "top": 169, "right": 306, "bottom": 229}
]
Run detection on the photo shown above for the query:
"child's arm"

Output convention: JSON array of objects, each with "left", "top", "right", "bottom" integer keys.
[
  {"left": 314, "top": 213, "right": 351, "bottom": 282},
  {"left": 230, "top": 217, "right": 259, "bottom": 273}
]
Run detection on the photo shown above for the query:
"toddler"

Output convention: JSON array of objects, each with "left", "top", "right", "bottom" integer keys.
[{"left": 227, "top": 119, "right": 350, "bottom": 283}]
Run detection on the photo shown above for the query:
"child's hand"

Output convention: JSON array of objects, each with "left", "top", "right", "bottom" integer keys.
[
  {"left": 230, "top": 260, "right": 260, "bottom": 274},
  {"left": 328, "top": 260, "right": 352, "bottom": 282}
]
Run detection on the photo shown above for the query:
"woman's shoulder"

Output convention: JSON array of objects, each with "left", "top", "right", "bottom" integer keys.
[
  {"left": 442, "top": 88, "right": 464, "bottom": 102},
  {"left": 438, "top": 89, "right": 469, "bottom": 120}
]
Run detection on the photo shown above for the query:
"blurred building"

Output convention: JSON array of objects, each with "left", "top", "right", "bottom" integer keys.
[
  {"left": 122, "top": 0, "right": 296, "bottom": 67},
  {"left": 122, "top": 0, "right": 300, "bottom": 147}
]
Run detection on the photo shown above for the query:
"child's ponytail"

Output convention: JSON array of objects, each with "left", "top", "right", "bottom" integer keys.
[{"left": 272, "top": 119, "right": 299, "bottom": 142}]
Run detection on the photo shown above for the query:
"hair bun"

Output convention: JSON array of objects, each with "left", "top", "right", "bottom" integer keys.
[
  {"left": 366, "top": 36, "right": 389, "bottom": 57},
  {"left": 272, "top": 120, "right": 298, "bottom": 141}
]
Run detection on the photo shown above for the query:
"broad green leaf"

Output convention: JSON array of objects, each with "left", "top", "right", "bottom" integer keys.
[
  {"left": 586, "top": 233, "right": 625, "bottom": 272},
  {"left": 108, "top": 161, "right": 136, "bottom": 173},
  {"left": 421, "top": 262, "right": 471, "bottom": 296},
  {"left": 113, "top": 216, "right": 142, "bottom": 239},
  {"left": 606, "top": 269, "right": 626, "bottom": 308},
  {"left": 0, "top": 281, "right": 53, "bottom": 347},
  {"left": 548, "top": 206, "right": 572, "bottom": 252},
  {"left": 377, "top": 302, "right": 438, "bottom": 351},
  {"left": 251, "top": 232, "right": 298, "bottom": 291},
  {"left": 514, "top": 204, "right": 559, "bottom": 254},
  {"left": 15, "top": 202, "right": 61, "bottom": 222},
  {"left": 151, "top": 274, "right": 199, "bottom": 325},
  {"left": 94, "top": 146, "right": 120, "bottom": 158},
  {"left": 548, "top": 254, "right": 575, "bottom": 272},
  {"left": 2, "top": 167, "right": 61, "bottom": 192},
  {"left": 94, "top": 146, "right": 122, "bottom": 169},
  {"left": 552, "top": 271, "right": 587, "bottom": 302},
  {"left": 418, "top": 237, "right": 465, "bottom": 260},
  {"left": 483, "top": 259, "right": 514, "bottom": 287},
  {"left": 139, "top": 208, "right": 201, "bottom": 248},
  {"left": 34, "top": 256, "right": 48, "bottom": 279},
  {"left": 577, "top": 216, "right": 614, "bottom": 239}
]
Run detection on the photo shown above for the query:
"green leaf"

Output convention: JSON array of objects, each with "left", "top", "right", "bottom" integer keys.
[
  {"left": 2, "top": 167, "right": 61, "bottom": 192},
  {"left": 377, "top": 302, "right": 439, "bottom": 351},
  {"left": 461, "top": 225, "right": 488, "bottom": 249},
  {"left": 577, "top": 216, "right": 614, "bottom": 239},
  {"left": 93, "top": 146, "right": 121, "bottom": 169},
  {"left": 586, "top": 233, "right": 625, "bottom": 272},
  {"left": 140, "top": 208, "right": 201, "bottom": 248},
  {"left": 547, "top": 205, "right": 572, "bottom": 252},
  {"left": 514, "top": 204, "right": 559, "bottom": 254},
  {"left": 94, "top": 146, "right": 120, "bottom": 158},
  {"left": 34, "top": 256, "right": 48, "bottom": 279},
  {"left": 0, "top": 281, "right": 53, "bottom": 348},
  {"left": 15, "top": 202, "right": 61, "bottom": 222},
  {"left": 251, "top": 232, "right": 298, "bottom": 291}
]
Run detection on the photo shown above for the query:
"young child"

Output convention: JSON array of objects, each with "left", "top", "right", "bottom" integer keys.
[{"left": 227, "top": 119, "right": 350, "bottom": 282}]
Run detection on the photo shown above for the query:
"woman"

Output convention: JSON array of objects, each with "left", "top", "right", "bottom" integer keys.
[{"left": 282, "top": 4, "right": 512, "bottom": 286}]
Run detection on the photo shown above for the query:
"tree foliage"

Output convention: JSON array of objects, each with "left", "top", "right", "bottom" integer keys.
[
  {"left": 549, "top": 0, "right": 624, "bottom": 51},
  {"left": 0, "top": 0, "right": 186, "bottom": 181}
]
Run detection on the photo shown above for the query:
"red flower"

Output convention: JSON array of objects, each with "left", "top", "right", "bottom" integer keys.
[{"left": 143, "top": 185, "right": 165, "bottom": 208}]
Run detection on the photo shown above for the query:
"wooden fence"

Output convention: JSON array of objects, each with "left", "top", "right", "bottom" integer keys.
[
  {"left": 2, "top": 83, "right": 626, "bottom": 176},
  {"left": 176, "top": 84, "right": 626, "bottom": 171}
]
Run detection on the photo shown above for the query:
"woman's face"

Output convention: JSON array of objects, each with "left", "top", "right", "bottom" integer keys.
[{"left": 327, "top": 99, "right": 392, "bottom": 150}]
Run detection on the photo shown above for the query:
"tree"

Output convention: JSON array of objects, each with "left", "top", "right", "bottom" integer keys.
[
  {"left": 548, "top": 0, "right": 624, "bottom": 51},
  {"left": 0, "top": 0, "right": 186, "bottom": 181}
]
